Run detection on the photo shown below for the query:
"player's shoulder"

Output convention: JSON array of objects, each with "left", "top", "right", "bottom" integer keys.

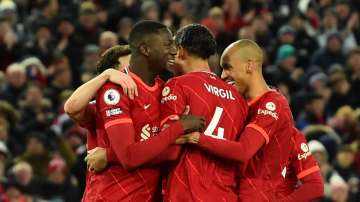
[
  {"left": 99, "top": 82, "right": 126, "bottom": 95},
  {"left": 97, "top": 81, "right": 128, "bottom": 105},
  {"left": 259, "top": 90, "right": 288, "bottom": 111}
]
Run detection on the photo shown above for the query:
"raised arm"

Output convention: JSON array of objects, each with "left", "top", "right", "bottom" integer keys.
[{"left": 64, "top": 69, "right": 137, "bottom": 124}]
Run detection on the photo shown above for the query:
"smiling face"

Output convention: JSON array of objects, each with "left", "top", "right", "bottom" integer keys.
[
  {"left": 220, "top": 40, "right": 264, "bottom": 96},
  {"left": 146, "top": 28, "right": 177, "bottom": 73},
  {"left": 220, "top": 51, "right": 250, "bottom": 94}
]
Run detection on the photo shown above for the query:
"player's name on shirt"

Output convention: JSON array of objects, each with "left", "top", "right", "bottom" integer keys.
[{"left": 204, "top": 83, "right": 235, "bottom": 100}]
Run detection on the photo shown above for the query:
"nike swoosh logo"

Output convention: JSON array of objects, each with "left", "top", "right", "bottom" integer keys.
[{"left": 144, "top": 104, "right": 151, "bottom": 109}]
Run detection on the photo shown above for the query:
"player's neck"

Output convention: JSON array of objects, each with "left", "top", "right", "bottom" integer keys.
[
  {"left": 129, "top": 58, "right": 157, "bottom": 86},
  {"left": 183, "top": 57, "right": 210, "bottom": 73},
  {"left": 246, "top": 75, "right": 270, "bottom": 100}
]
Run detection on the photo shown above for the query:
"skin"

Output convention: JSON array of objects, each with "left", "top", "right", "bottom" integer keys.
[
  {"left": 177, "top": 39, "right": 269, "bottom": 144},
  {"left": 72, "top": 27, "right": 204, "bottom": 172}
]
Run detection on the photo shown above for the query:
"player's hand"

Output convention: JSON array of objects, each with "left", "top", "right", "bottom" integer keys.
[
  {"left": 85, "top": 147, "right": 108, "bottom": 173},
  {"left": 175, "top": 132, "right": 200, "bottom": 144},
  {"left": 103, "top": 69, "right": 138, "bottom": 99},
  {"left": 179, "top": 115, "right": 205, "bottom": 133}
]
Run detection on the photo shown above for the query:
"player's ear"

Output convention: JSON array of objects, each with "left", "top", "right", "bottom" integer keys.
[
  {"left": 139, "top": 43, "right": 150, "bottom": 57},
  {"left": 246, "top": 60, "right": 252, "bottom": 73},
  {"left": 178, "top": 47, "right": 186, "bottom": 60}
]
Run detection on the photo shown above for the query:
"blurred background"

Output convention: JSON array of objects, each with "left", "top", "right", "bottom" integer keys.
[{"left": 0, "top": 0, "right": 359, "bottom": 201}]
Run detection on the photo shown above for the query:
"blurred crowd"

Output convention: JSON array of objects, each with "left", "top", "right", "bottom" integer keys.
[{"left": 0, "top": 0, "right": 359, "bottom": 201}]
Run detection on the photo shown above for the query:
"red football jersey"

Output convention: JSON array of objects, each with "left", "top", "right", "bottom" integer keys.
[
  {"left": 276, "top": 128, "right": 320, "bottom": 198},
  {"left": 238, "top": 90, "right": 295, "bottom": 202},
  {"left": 92, "top": 72, "right": 164, "bottom": 201},
  {"left": 161, "top": 71, "right": 248, "bottom": 202},
  {"left": 79, "top": 103, "right": 99, "bottom": 202}
]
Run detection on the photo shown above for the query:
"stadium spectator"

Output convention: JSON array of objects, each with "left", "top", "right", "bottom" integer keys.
[{"left": 0, "top": 63, "right": 27, "bottom": 107}]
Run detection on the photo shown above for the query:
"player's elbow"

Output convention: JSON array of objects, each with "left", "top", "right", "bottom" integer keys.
[
  {"left": 312, "top": 178, "right": 324, "bottom": 199},
  {"left": 64, "top": 98, "right": 77, "bottom": 115}
]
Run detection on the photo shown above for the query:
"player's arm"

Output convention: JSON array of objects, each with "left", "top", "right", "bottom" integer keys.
[
  {"left": 98, "top": 85, "right": 204, "bottom": 170},
  {"left": 64, "top": 69, "right": 137, "bottom": 124},
  {"left": 279, "top": 172, "right": 324, "bottom": 202},
  {"left": 156, "top": 79, "right": 193, "bottom": 163},
  {"left": 179, "top": 127, "right": 265, "bottom": 162},
  {"left": 279, "top": 133, "right": 324, "bottom": 201},
  {"left": 179, "top": 100, "right": 281, "bottom": 162}
]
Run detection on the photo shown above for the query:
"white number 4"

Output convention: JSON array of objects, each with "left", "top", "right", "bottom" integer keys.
[{"left": 204, "top": 107, "right": 225, "bottom": 139}]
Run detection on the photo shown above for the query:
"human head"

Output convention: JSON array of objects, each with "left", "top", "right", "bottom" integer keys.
[
  {"left": 277, "top": 44, "right": 297, "bottom": 69},
  {"left": 25, "top": 133, "right": 46, "bottom": 156},
  {"left": 308, "top": 140, "right": 328, "bottom": 165},
  {"left": 220, "top": 39, "right": 263, "bottom": 95},
  {"left": 99, "top": 31, "right": 119, "bottom": 53},
  {"left": 47, "top": 157, "right": 67, "bottom": 185},
  {"left": 327, "top": 33, "right": 342, "bottom": 53},
  {"left": 322, "top": 9, "right": 338, "bottom": 29},
  {"left": 78, "top": 1, "right": 97, "bottom": 30},
  {"left": 335, "top": 0, "right": 350, "bottom": 20},
  {"left": 336, "top": 145, "right": 355, "bottom": 169},
  {"left": 11, "top": 161, "right": 33, "bottom": 186},
  {"left": 57, "top": 14, "right": 74, "bottom": 37},
  {"left": 128, "top": 20, "right": 176, "bottom": 74},
  {"left": 347, "top": 48, "right": 360, "bottom": 76},
  {"left": 6, "top": 63, "right": 26, "bottom": 89},
  {"left": 141, "top": 1, "right": 159, "bottom": 21},
  {"left": 25, "top": 83, "right": 43, "bottom": 108},
  {"left": 0, "top": 0, "right": 17, "bottom": 25},
  {"left": 96, "top": 45, "right": 131, "bottom": 73},
  {"left": 35, "top": 19, "right": 51, "bottom": 42},
  {"left": 172, "top": 24, "right": 217, "bottom": 76},
  {"left": 38, "top": 0, "right": 59, "bottom": 17},
  {"left": 304, "top": 93, "right": 326, "bottom": 117},
  {"left": 117, "top": 17, "right": 133, "bottom": 41},
  {"left": 238, "top": 26, "right": 255, "bottom": 41}
]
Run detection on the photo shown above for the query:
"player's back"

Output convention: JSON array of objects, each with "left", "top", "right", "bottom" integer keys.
[
  {"left": 92, "top": 72, "right": 163, "bottom": 202},
  {"left": 161, "top": 71, "right": 248, "bottom": 201},
  {"left": 239, "top": 90, "right": 295, "bottom": 201}
]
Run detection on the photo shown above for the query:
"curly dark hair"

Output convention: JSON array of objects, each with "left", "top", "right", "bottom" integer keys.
[
  {"left": 175, "top": 24, "right": 217, "bottom": 59},
  {"left": 96, "top": 45, "right": 131, "bottom": 73}
]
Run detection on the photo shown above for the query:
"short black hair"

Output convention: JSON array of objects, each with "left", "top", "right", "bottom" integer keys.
[
  {"left": 128, "top": 20, "right": 168, "bottom": 52},
  {"left": 96, "top": 45, "right": 131, "bottom": 73},
  {"left": 175, "top": 24, "right": 217, "bottom": 59}
]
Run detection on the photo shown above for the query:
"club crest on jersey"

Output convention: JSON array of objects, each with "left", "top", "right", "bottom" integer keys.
[
  {"left": 162, "top": 86, "right": 170, "bottom": 96},
  {"left": 104, "top": 89, "right": 120, "bottom": 105},
  {"left": 265, "top": 102, "right": 276, "bottom": 111},
  {"left": 298, "top": 143, "right": 311, "bottom": 160}
]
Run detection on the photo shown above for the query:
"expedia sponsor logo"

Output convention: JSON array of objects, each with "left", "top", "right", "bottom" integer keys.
[
  {"left": 161, "top": 94, "right": 177, "bottom": 103},
  {"left": 298, "top": 143, "right": 311, "bottom": 160},
  {"left": 257, "top": 109, "right": 279, "bottom": 120}
]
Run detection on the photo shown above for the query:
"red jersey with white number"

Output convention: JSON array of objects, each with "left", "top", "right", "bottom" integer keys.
[
  {"left": 276, "top": 128, "right": 320, "bottom": 198},
  {"left": 161, "top": 71, "right": 248, "bottom": 202},
  {"left": 238, "top": 90, "right": 295, "bottom": 201},
  {"left": 92, "top": 72, "right": 164, "bottom": 202}
]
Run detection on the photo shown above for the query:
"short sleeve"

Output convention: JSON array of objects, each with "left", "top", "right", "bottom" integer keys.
[
  {"left": 291, "top": 133, "right": 320, "bottom": 179},
  {"left": 246, "top": 99, "right": 281, "bottom": 144},
  {"left": 160, "top": 79, "right": 187, "bottom": 125},
  {"left": 96, "top": 83, "right": 132, "bottom": 129}
]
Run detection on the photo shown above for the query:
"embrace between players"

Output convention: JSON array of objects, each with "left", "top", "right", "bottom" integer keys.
[{"left": 64, "top": 21, "right": 324, "bottom": 202}]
